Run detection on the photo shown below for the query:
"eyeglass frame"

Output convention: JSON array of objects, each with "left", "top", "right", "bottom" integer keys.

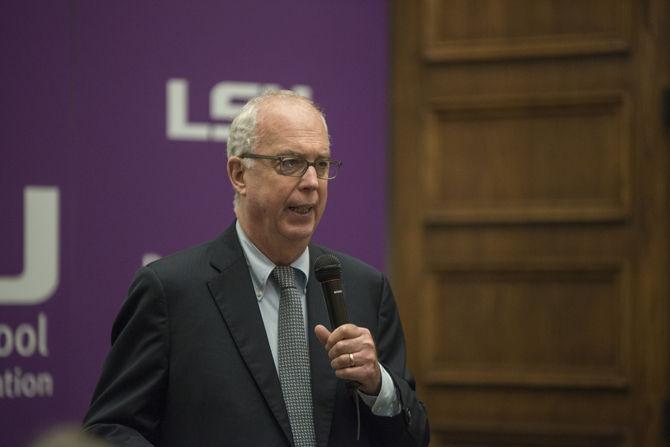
[{"left": 237, "top": 153, "right": 342, "bottom": 180}]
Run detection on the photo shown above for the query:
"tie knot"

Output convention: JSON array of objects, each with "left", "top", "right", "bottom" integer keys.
[{"left": 272, "top": 265, "right": 296, "bottom": 290}]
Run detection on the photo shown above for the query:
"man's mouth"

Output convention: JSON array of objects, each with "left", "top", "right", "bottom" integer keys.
[{"left": 288, "top": 205, "right": 313, "bottom": 215}]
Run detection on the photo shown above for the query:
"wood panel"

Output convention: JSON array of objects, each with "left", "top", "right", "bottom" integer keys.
[
  {"left": 423, "top": 92, "right": 631, "bottom": 223},
  {"left": 422, "top": 261, "right": 630, "bottom": 389},
  {"left": 423, "top": 0, "right": 632, "bottom": 61}
]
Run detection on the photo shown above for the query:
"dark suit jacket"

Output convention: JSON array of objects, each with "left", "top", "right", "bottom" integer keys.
[{"left": 83, "top": 223, "right": 429, "bottom": 446}]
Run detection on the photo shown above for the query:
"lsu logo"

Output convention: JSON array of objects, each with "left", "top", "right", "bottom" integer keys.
[
  {"left": 0, "top": 187, "right": 59, "bottom": 305},
  {"left": 166, "top": 79, "right": 313, "bottom": 142}
]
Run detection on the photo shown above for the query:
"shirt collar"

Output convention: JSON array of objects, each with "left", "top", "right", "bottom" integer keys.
[{"left": 235, "top": 221, "right": 310, "bottom": 301}]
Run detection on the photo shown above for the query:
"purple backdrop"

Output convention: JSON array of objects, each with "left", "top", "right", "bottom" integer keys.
[{"left": 0, "top": 2, "right": 388, "bottom": 445}]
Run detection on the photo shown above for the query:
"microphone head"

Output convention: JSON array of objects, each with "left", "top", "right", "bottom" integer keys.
[{"left": 314, "top": 254, "right": 342, "bottom": 282}]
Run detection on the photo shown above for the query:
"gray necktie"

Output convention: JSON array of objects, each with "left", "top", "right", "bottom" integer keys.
[{"left": 272, "top": 266, "right": 316, "bottom": 447}]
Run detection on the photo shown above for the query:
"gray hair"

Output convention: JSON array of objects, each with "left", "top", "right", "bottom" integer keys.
[
  {"left": 227, "top": 89, "right": 327, "bottom": 159},
  {"left": 227, "top": 90, "right": 329, "bottom": 209}
]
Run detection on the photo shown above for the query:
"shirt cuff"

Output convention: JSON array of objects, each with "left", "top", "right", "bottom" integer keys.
[{"left": 357, "top": 363, "right": 401, "bottom": 417}]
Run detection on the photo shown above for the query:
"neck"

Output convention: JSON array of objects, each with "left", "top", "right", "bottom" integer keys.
[
  {"left": 236, "top": 217, "right": 308, "bottom": 266},
  {"left": 262, "top": 242, "right": 306, "bottom": 266}
]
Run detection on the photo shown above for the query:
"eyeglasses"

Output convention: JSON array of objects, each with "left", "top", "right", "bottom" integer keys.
[{"left": 238, "top": 154, "right": 342, "bottom": 180}]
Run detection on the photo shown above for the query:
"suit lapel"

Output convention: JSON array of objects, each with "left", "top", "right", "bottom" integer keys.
[
  {"left": 307, "top": 246, "right": 339, "bottom": 447},
  {"left": 206, "top": 225, "right": 293, "bottom": 446}
]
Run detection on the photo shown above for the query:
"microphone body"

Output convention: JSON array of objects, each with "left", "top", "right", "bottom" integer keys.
[
  {"left": 320, "top": 277, "right": 348, "bottom": 329},
  {"left": 314, "top": 254, "right": 348, "bottom": 329}
]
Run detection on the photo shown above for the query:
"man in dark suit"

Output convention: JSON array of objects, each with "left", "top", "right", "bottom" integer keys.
[{"left": 83, "top": 91, "right": 429, "bottom": 446}]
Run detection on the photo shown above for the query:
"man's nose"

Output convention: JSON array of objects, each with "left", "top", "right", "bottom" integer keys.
[{"left": 299, "top": 165, "right": 320, "bottom": 189}]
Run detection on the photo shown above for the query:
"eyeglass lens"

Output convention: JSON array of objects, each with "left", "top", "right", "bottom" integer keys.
[{"left": 279, "top": 158, "right": 337, "bottom": 179}]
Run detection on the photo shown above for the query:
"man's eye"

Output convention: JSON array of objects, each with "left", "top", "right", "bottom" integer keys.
[
  {"left": 281, "top": 158, "right": 302, "bottom": 170},
  {"left": 315, "top": 160, "right": 330, "bottom": 170}
]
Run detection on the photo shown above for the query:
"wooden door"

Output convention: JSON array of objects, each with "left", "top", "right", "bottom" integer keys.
[{"left": 391, "top": 1, "right": 670, "bottom": 445}]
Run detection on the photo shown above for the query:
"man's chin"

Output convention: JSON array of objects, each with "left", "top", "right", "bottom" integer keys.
[{"left": 279, "top": 223, "right": 317, "bottom": 243}]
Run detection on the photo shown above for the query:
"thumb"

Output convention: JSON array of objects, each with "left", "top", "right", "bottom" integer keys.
[{"left": 314, "top": 324, "right": 331, "bottom": 346}]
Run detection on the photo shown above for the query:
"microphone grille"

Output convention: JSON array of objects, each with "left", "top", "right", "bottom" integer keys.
[{"left": 314, "top": 254, "right": 342, "bottom": 282}]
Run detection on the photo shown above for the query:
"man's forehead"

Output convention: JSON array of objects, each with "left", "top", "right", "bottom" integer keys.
[
  {"left": 259, "top": 133, "right": 331, "bottom": 155},
  {"left": 258, "top": 96, "right": 324, "bottom": 123},
  {"left": 255, "top": 97, "right": 330, "bottom": 148}
]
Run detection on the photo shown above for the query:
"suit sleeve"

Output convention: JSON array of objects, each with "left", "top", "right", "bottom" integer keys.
[
  {"left": 83, "top": 266, "right": 170, "bottom": 446},
  {"left": 367, "top": 274, "right": 430, "bottom": 447}
]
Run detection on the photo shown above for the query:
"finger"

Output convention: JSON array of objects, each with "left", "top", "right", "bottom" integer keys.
[
  {"left": 330, "top": 348, "right": 376, "bottom": 371},
  {"left": 314, "top": 324, "right": 331, "bottom": 346},
  {"left": 328, "top": 327, "right": 376, "bottom": 360},
  {"left": 331, "top": 352, "right": 357, "bottom": 370},
  {"left": 327, "top": 336, "right": 365, "bottom": 360},
  {"left": 334, "top": 365, "right": 365, "bottom": 380},
  {"left": 325, "top": 323, "right": 361, "bottom": 351}
]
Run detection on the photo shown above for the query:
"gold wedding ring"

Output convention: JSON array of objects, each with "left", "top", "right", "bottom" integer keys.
[{"left": 348, "top": 353, "right": 355, "bottom": 367}]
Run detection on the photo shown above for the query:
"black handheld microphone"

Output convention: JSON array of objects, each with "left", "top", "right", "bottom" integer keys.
[
  {"left": 314, "top": 254, "right": 361, "bottom": 440},
  {"left": 314, "top": 254, "right": 348, "bottom": 329}
]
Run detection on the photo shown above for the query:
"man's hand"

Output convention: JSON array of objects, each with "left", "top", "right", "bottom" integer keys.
[{"left": 314, "top": 324, "right": 381, "bottom": 395}]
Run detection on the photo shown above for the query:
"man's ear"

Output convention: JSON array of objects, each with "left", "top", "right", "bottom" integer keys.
[{"left": 227, "top": 157, "right": 247, "bottom": 197}]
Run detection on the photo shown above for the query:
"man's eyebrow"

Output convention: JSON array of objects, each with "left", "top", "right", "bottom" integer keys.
[
  {"left": 278, "top": 149, "right": 301, "bottom": 156},
  {"left": 278, "top": 150, "right": 332, "bottom": 159}
]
